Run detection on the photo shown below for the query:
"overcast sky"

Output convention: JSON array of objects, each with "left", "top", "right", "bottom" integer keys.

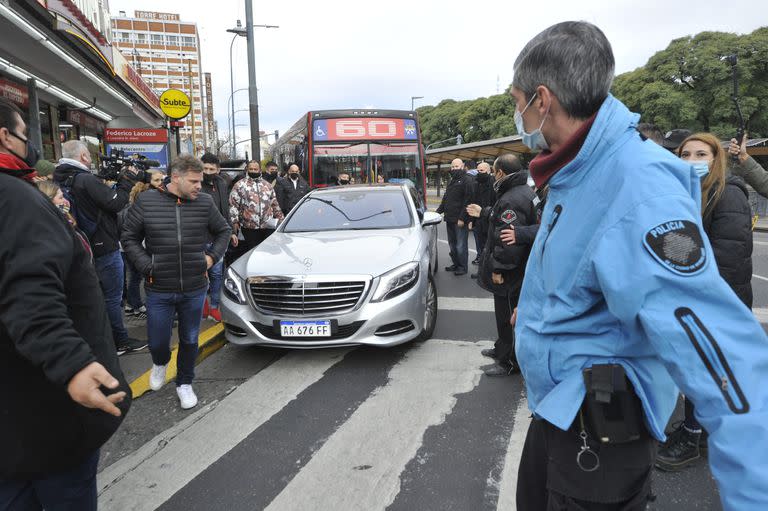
[{"left": 109, "top": 0, "right": 765, "bottom": 154}]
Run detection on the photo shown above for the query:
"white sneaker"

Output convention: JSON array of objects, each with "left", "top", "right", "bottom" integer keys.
[
  {"left": 149, "top": 364, "right": 167, "bottom": 391},
  {"left": 176, "top": 384, "right": 198, "bottom": 410}
]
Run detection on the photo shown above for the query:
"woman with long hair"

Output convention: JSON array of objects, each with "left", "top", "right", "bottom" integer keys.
[
  {"left": 36, "top": 179, "right": 92, "bottom": 259},
  {"left": 656, "top": 132, "right": 753, "bottom": 472}
]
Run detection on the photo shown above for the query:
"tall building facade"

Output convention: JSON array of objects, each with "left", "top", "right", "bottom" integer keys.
[{"left": 111, "top": 10, "right": 207, "bottom": 153}]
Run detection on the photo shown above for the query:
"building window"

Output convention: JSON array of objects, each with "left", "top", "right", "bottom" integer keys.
[
  {"left": 166, "top": 35, "right": 179, "bottom": 46},
  {"left": 136, "top": 33, "right": 146, "bottom": 44},
  {"left": 151, "top": 34, "right": 164, "bottom": 45},
  {"left": 182, "top": 36, "right": 196, "bottom": 47}
]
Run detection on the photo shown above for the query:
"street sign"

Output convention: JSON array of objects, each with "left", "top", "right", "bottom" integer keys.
[
  {"left": 159, "top": 89, "right": 191, "bottom": 120},
  {"left": 170, "top": 120, "right": 185, "bottom": 128}
]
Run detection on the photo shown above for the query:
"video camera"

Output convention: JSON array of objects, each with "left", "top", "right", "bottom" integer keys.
[{"left": 98, "top": 149, "right": 161, "bottom": 182}]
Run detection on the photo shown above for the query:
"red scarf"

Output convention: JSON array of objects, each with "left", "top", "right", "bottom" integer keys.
[
  {"left": 529, "top": 113, "right": 597, "bottom": 189},
  {"left": 0, "top": 152, "right": 38, "bottom": 182}
]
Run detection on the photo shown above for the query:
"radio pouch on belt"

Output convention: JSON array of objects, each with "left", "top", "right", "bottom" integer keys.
[{"left": 581, "top": 364, "right": 646, "bottom": 444}]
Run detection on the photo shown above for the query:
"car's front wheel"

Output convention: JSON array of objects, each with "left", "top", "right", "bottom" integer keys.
[{"left": 417, "top": 273, "right": 438, "bottom": 341}]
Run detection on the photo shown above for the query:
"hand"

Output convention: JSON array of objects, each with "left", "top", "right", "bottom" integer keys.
[
  {"left": 67, "top": 362, "right": 126, "bottom": 417},
  {"left": 492, "top": 272, "right": 504, "bottom": 285},
  {"left": 510, "top": 307, "right": 517, "bottom": 327},
  {"left": 466, "top": 204, "right": 481, "bottom": 218},
  {"left": 457, "top": 220, "right": 465, "bottom": 228},
  {"left": 729, "top": 131, "right": 748, "bottom": 163},
  {"left": 500, "top": 227, "right": 516, "bottom": 245},
  {"left": 468, "top": 222, "right": 473, "bottom": 231},
  {"left": 230, "top": 234, "right": 239, "bottom": 247},
  {"left": 205, "top": 254, "right": 214, "bottom": 269}
]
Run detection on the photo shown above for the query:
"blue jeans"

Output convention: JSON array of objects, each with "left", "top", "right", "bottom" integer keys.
[
  {"left": 205, "top": 242, "right": 224, "bottom": 308},
  {"left": 122, "top": 253, "right": 144, "bottom": 309},
  {"left": 94, "top": 250, "right": 128, "bottom": 343},
  {"left": 0, "top": 450, "right": 98, "bottom": 511},
  {"left": 145, "top": 288, "right": 207, "bottom": 385},
  {"left": 445, "top": 221, "right": 469, "bottom": 271}
]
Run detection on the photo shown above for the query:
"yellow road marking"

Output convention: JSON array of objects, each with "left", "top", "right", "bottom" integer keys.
[{"left": 129, "top": 323, "right": 226, "bottom": 399}]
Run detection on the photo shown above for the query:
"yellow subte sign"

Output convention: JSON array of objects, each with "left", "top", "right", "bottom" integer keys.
[{"left": 159, "top": 89, "right": 191, "bottom": 119}]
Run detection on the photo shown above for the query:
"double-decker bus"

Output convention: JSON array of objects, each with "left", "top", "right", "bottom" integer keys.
[{"left": 270, "top": 109, "right": 427, "bottom": 197}]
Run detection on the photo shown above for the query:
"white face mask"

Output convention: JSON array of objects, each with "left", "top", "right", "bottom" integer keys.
[{"left": 514, "top": 92, "right": 550, "bottom": 151}]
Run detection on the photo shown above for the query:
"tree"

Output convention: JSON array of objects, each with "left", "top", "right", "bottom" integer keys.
[{"left": 612, "top": 28, "right": 768, "bottom": 138}]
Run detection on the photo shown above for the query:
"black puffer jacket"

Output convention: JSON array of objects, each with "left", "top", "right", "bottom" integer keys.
[
  {"left": 463, "top": 172, "right": 495, "bottom": 228},
  {"left": 202, "top": 173, "right": 230, "bottom": 225},
  {"left": 703, "top": 175, "right": 753, "bottom": 307},
  {"left": 477, "top": 171, "right": 537, "bottom": 298},
  {"left": 436, "top": 171, "right": 474, "bottom": 223},
  {"left": 275, "top": 175, "right": 310, "bottom": 214},
  {"left": 122, "top": 187, "right": 231, "bottom": 293},
  {"left": 0, "top": 171, "right": 130, "bottom": 478},
  {"left": 53, "top": 162, "right": 132, "bottom": 257}
]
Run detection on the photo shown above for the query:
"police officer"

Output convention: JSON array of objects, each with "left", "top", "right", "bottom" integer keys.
[
  {"left": 467, "top": 155, "right": 537, "bottom": 376},
  {"left": 511, "top": 22, "right": 768, "bottom": 510}
]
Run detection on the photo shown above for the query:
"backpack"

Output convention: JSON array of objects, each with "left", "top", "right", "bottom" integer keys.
[{"left": 60, "top": 173, "right": 102, "bottom": 238}]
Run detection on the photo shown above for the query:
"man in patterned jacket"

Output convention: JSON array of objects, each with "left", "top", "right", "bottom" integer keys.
[{"left": 229, "top": 160, "right": 284, "bottom": 252}]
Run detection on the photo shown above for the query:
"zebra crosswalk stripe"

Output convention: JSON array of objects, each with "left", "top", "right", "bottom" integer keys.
[
  {"left": 98, "top": 348, "right": 352, "bottom": 511},
  {"left": 264, "top": 339, "right": 492, "bottom": 511}
]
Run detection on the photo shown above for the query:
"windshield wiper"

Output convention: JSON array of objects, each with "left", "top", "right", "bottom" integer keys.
[{"left": 306, "top": 197, "right": 393, "bottom": 222}]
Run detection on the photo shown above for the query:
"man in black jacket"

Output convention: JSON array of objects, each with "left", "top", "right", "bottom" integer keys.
[
  {"left": 275, "top": 163, "right": 310, "bottom": 214},
  {"left": 466, "top": 161, "right": 496, "bottom": 274},
  {"left": 436, "top": 158, "right": 474, "bottom": 275},
  {"left": 122, "top": 155, "right": 231, "bottom": 410},
  {"left": 201, "top": 153, "right": 238, "bottom": 321},
  {"left": 0, "top": 98, "right": 129, "bottom": 509},
  {"left": 468, "top": 154, "right": 537, "bottom": 376},
  {"left": 53, "top": 139, "right": 146, "bottom": 354}
]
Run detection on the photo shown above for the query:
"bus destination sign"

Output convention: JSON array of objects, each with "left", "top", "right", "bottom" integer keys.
[{"left": 313, "top": 118, "right": 418, "bottom": 141}]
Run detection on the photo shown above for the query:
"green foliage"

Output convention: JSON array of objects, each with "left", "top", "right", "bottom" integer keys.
[
  {"left": 612, "top": 27, "right": 768, "bottom": 138},
  {"left": 418, "top": 27, "right": 767, "bottom": 147},
  {"left": 417, "top": 94, "right": 517, "bottom": 147}
]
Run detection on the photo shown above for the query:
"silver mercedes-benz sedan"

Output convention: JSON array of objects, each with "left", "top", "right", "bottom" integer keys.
[{"left": 220, "top": 183, "right": 441, "bottom": 348}]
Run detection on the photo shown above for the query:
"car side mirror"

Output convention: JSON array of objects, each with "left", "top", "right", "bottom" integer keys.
[{"left": 421, "top": 211, "right": 442, "bottom": 227}]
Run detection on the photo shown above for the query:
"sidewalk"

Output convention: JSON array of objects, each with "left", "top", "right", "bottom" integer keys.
[{"left": 755, "top": 216, "right": 768, "bottom": 232}]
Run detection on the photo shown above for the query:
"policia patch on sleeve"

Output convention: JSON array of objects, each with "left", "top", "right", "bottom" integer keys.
[
  {"left": 500, "top": 209, "right": 517, "bottom": 225},
  {"left": 643, "top": 220, "right": 706, "bottom": 276}
]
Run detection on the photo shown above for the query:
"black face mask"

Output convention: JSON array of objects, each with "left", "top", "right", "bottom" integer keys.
[
  {"left": 451, "top": 169, "right": 464, "bottom": 179},
  {"left": 203, "top": 173, "right": 215, "bottom": 184},
  {"left": 338, "top": 179, "right": 350, "bottom": 185},
  {"left": 248, "top": 172, "right": 261, "bottom": 180},
  {"left": 476, "top": 172, "right": 490, "bottom": 183},
  {"left": 9, "top": 131, "right": 40, "bottom": 168},
  {"left": 264, "top": 172, "right": 277, "bottom": 183},
  {"left": 289, "top": 173, "right": 299, "bottom": 181}
]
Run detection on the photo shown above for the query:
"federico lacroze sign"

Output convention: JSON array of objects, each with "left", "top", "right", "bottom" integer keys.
[{"left": 159, "top": 89, "right": 191, "bottom": 120}]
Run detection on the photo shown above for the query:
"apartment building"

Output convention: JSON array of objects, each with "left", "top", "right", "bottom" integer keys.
[{"left": 111, "top": 10, "right": 208, "bottom": 152}]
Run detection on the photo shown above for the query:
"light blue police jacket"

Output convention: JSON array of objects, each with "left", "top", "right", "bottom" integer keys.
[{"left": 515, "top": 94, "right": 768, "bottom": 509}]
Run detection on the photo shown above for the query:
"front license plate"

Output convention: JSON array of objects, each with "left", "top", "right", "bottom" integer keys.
[{"left": 280, "top": 320, "right": 331, "bottom": 337}]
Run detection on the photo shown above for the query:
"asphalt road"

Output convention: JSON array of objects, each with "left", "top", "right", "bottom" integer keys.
[{"left": 97, "top": 225, "right": 768, "bottom": 510}]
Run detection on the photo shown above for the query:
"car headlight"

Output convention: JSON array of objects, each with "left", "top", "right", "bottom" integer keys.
[
  {"left": 223, "top": 267, "right": 247, "bottom": 305},
  {"left": 370, "top": 262, "right": 419, "bottom": 302}
]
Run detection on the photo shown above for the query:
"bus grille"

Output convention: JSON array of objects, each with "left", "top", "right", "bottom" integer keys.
[{"left": 249, "top": 280, "right": 367, "bottom": 315}]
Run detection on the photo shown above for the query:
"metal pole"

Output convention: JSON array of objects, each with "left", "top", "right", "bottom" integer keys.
[
  {"left": 26, "top": 78, "right": 42, "bottom": 153},
  {"left": 229, "top": 34, "right": 237, "bottom": 158},
  {"left": 188, "top": 59, "right": 197, "bottom": 156},
  {"left": 245, "top": 0, "right": 260, "bottom": 162},
  {"left": 437, "top": 163, "right": 442, "bottom": 197}
]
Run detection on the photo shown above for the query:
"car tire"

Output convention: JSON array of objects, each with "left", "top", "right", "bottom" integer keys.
[{"left": 417, "top": 273, "right": 438, "bottom": 342}]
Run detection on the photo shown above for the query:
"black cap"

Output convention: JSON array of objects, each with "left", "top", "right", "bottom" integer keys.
[{"left": 662, "top": 129, "right": 692, "bottom": 150}]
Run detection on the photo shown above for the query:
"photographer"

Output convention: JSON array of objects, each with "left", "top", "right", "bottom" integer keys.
[{"left": 53, "top": 140, "right": 146, "bottom": 355}]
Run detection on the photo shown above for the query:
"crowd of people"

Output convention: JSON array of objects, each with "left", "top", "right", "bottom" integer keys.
[{"left": 3, "top": 19, "right": 768, "bottom": 511}]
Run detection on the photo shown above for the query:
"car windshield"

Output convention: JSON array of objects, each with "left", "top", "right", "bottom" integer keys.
[{"left": 283, "top": 189, "right": 412, "bottom": 232}]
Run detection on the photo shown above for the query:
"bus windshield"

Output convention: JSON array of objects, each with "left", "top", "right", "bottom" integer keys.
[{"left": 313, "top": 142, "right": 421, "bottom": 187}]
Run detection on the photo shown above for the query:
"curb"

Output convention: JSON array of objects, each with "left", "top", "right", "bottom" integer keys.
[{"left": 129, "top": 323, "right": 227, "bottom": 399}]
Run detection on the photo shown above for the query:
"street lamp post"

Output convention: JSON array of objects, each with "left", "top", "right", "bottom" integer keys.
[
  {"left": 227, "top": 21, "right": 247, "bottom": 158},
  {"left": 411, "top": 96, "right": 423, "bottom": 111}
]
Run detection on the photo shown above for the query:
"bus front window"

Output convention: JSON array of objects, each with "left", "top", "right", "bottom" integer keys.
[
  {"left": 313, "top": 143, "right": 368, "bottom": 185},
  {"left": 369, "top": 143, "right": 421, "bottom": 190}
]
